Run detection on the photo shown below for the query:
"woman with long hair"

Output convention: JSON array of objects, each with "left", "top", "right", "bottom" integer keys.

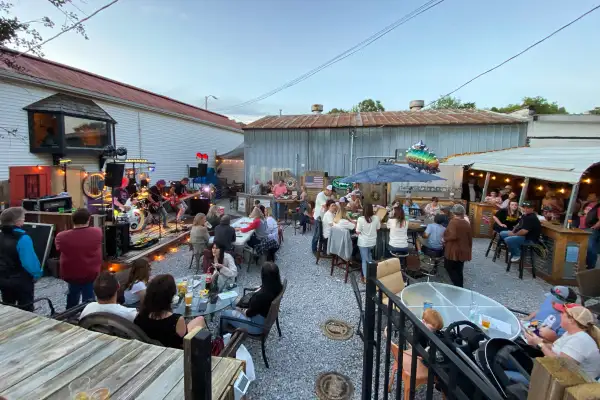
[
  {"left": 209, "top": 243, "right": 237, "bottom": 292},
  {"left": 240, "top": 206, "right": 279, "bottom": 258},
  {"left": 388, "top": 206, "right": 409, "bottom": 255},
  {"left": 334, "top": 197, "right": 356, "bottom": 230},
  {"left": 123, "top": 257, "right": 151, "bottom": 305},
  {"left": 190, "top": 213, "right": 209, "bottom": 271},
  {"left": 206, "top": 205, "right": 221, "bottom": 230},
  {"left": 219, "top": 262, "right": 283, "bottom": 335},
  {"left": 356, "top": 202, "right": 381, "bottom": 281},
  {"left": 493, "top": 200, "right": 521, "bottom": 233},
  {"left": 134, "top": 274, "right": 205, "bottom": 349}
]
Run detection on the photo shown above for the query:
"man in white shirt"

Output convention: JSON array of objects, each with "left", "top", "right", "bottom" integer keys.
[
  {"left": 79, "top": 272, "right": 138, "bottom": 322},
  {"left": 312, "top": 185, "right": 333, "bottom": 252}
]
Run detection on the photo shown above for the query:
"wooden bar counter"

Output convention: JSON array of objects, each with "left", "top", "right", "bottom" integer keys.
[
  {"left": 533, "top": 222, "right": 590, "bottom": 286},
  {"left": 468, "top": 202, "right": 497, "bottom": 238}
]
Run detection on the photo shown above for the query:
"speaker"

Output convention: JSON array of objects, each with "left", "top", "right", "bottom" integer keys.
[
  {"left": 105, "top": 163, "right": 125, "bottom": 188},
  {"left": 105, "top": 223, "right": 130, "bottom": 257},
  {"left": 189, "top": 166, "right": 198, "bottom": 178},
  {"left": 189, "top": 198, "right": 210, "bottom": 216},
  {"left": 324, "top": 171, "right": 329, "bottom": 178},
  {"left": 197, "top": 163, "right": 207, "bottom": 177}
]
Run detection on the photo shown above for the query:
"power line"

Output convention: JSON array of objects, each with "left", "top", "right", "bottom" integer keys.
[
  {"left": 426, "top": 3, "right": 600, "bottom": 108},
  {"left": 217, "top": 0, "right": 446, "bottom": 112},
  {"left": 15, "top": 0, "right": 119, "bottom": 58}
]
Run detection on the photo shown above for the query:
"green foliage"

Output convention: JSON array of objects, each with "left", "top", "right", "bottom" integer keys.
[
  {"left": 490, "top": 96, "right": 568, "bottom": 115},
  {"left": 430, "top": 96, "right": 476, "bottom": 110},
  {"left": 328, "top": 108, "right": 349, "bottom": 114},
  {"left": 327, "top": 98, "right": 385, "bottom": 114},
  {"left": 589, "top": 107, "right": 600, "bottom": 115}
]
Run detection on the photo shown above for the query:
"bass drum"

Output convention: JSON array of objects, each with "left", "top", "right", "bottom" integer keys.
[{"left": 127, "top": 207, "right": 145, "bottom": 232}]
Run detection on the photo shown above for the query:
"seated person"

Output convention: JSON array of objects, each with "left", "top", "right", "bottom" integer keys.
[
  {"left": 209, "top": 244, "right": 238, "bottom": 292},
  {"left": 424, "top": 197, "right": 441, "bottom": 218},
  {"left": 521, "top": 286, "right": 578, "bottom": 343},
  {"left": 206, "top": 205, "right": 221, "bottom": 231},
  {"left": 259, "top": 205, "right": 279, "bottom": 243},
  {"left": 220, "top": 262, "right": 283, "bottom": 335},
  {"left": 438, "top": 206, "right": 451, "bottom": 227},
  {"left": 514, "top": 305, "right": 600, "bottom": 384},
  {"left": 347, "top": 190, "right": 363, "bottom": 212},
  {"left": 190, "top": 213, "right": 210, "bottom": 272},
  {"left": 333, "top": 197, "right": 356, "bottom": 230},
  {"left": 417, "top": 213, "right": 446, "bottom": 256},
  {"left": 80, "top": 272, "right": 138, "bottom": 322},
  {"left": 499, "top": 201, "right": 541, "bottom": 263},
  {"left": 322, "top": 201, "right": 338, "bottom": 240},
  {"left": 123, "top": 257, "right": 151, "bottom": 306},
  {"left": 485, "top": 190, "right": 503, "bottom": 206},
  {"left": 214, "top": 215, "right": 236, "bottom": 251},
  {"left": 135, "top": 274, "right": 206, "bottom": 349},
  {"left": 492, "top": 200, "right": 521, "bottom": 233},
  {"left": 402, "top": 199, "right": 421, "bottom": 216}
]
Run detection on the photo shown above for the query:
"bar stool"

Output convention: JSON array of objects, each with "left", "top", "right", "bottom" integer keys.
[
  {"left": 506, "top": 243, "right": 537, "bottom": 279},
  {"left": 421, "top": 247, "right": 444, "bottom": 276},
  {"left": 388, "top": 249, "right": 409, "bottom": 270},
  {"left": 485, "top": 231, "right": 500, "bottom": 258},
  {"left": 493, "top": 235, "right": 509, "bottom": 263}
]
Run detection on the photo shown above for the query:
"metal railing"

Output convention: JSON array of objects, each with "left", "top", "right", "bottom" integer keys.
[{"left": 361, "top": 261, "right": 504, "bottom": 400}]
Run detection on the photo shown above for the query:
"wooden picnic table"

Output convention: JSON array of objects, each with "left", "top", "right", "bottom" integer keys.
[{"left": 0, "top": 304, "right": 243, "bottom": 400}]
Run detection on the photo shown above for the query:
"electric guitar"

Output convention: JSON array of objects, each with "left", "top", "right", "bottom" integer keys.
[{"left": 169, "top": 192, "right": 198, "bottom": 207}]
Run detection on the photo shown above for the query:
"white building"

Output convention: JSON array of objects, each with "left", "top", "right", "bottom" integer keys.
[{"left": 0, "top": 48, "right": 243, "bottom": 183}]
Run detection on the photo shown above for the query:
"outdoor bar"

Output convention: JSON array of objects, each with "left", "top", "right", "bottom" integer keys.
[{"left": 443, "top": 146, "right": 600, "bottom": 285}]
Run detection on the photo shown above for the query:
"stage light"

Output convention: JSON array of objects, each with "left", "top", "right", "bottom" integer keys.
[
  {"left": 203, "top": 187, "right": 210, "bottom": 193},
  {"left": 148, "top": 166, "right": 155, "bottom": 172}
]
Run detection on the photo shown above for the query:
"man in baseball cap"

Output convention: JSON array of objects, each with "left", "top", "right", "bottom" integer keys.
[
  {"left": 521, "top": 285, "right": 578, "bottom": 342},
  {"left": 312, "top": 184, "right": 335, "bottom": 252},
  {"left": 499, "top": 200, "right": 542, "bottom": 263},
  {"left": 348, "top": 190, "right": 363, "bottom": 212}
]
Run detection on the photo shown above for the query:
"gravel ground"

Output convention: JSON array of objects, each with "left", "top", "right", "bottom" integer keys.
[{"left": 33, "top": 224, "right": 552, "bottom": 400}]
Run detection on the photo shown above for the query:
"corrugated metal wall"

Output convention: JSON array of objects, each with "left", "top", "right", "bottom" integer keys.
[{"left": 244, "top": 124, "right": 527, "bottom": 184}]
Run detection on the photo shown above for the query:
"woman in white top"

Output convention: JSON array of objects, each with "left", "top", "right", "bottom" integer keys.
[
  {"left": 388, "top": 205, "right": 409, "bottom": 254},
  {"left": 520, "top": 304, "right": 600, "bottom": 382},
  {"left": 356, "top": 203, "right": 381, "bottom": 280},
  {"left": 210, "top": 244, "right": 238, "bottom": 292},
  {"left": 123, "top": 257, "right": 151, "bottom": 305},
  {"left": 322, "top": 202, "right": 338, "bottom": 240},
  {"left": 424, "top": 197, "right": 441, "bottom": 218},
  {"left": 334, "top": 197, "right": 357, "bottom": 231}
]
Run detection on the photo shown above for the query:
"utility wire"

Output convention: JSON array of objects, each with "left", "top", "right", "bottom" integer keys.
[
  {"left": 426, "top": 3, "right": 600, "bottom": 108},
  {"left": 217, "top": 0, "right": 446, "bottom": 112},
  {"left": 15, "top": 0, "right": 119, "bottom": 58}
]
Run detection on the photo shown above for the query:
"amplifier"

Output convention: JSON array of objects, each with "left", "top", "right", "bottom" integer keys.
[
  {"left": 105, "top": 223, "right": 130, "bottom": 258},
  {"left": 22, "top": 196, "right": 73, "bottom": 212}
]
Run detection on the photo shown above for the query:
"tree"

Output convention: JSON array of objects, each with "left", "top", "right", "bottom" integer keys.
[
  {"left": 430, "top": 96, "right": 476, "bottom": 110},
  {"left": 0, "top": 1, "right": 88, "bottom": 69},
  {"left": 327, "top": 98, "right": 385, "bottom": 114},
  {"left": 589, "top": 107, "right": 600, "bottom": 115},
  {"left": 490, "top": 96, "right": 568, "bottom": 115}
]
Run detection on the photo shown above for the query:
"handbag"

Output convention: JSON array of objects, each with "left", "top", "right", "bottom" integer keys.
[{"left": 237, "top": 290, "right": 257, "bottom": 309}]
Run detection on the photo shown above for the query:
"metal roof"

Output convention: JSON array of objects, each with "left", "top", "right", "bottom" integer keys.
[
  {"left": 0, "top": 48, "right": 241, "bottom": 131},
  {"left": 24, "top": 93, "right": 116, "bottom": 123},
  {"left": 441, "top": 146, "right": 600, "bottom": 184},
  {"left": 244, "top": 110, "right": 523, "bottom": 130}
]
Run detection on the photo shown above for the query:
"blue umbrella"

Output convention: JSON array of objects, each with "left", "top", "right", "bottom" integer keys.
[{"left": 339, "top": 163, "right": 446, "bottom": 183}]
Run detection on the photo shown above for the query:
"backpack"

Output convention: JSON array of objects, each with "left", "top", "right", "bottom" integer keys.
[{"left": 585, "top": 203, "right": 600, "bottom": 228}]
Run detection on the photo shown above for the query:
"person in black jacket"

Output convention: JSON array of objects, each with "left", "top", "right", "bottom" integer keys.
[
  {"left": 219, "top": 262, "right": 283, "bottom": 335},
  {"left": 214, "top": 215, "right": 236, "bottom": 251},
  {"left": 461, "top": 177, "right": 482, "bottom": 212},
  {"left": 0, "top": 207, "right": 42, "bottom": 311}
]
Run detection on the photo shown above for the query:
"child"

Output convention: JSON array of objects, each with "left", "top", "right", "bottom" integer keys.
[
  {"left": 123, "top": 257, "right": 151, "bottom": 306},
  {"left": 521, "top": 285, "right": 577, "bottom": 343},
  {"left": 385, "top": 308, "right": 444, "bottom": 347}
]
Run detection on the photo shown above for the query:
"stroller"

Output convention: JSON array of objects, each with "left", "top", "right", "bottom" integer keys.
[{"left": 438, "top": 320, "right": 532, "bottom": 400}]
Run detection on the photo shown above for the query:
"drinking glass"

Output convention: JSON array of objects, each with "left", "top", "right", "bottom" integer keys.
[
  {"left": 90, "top": 387, "right": 110, "bottom": 400},
  {"left": 69, "top": 377, "right": 91, "bottom": 400},
  {"left": 481, "top": 317, "right": 491, "bottom": 330},
  {"left": 185, "top": 292, "right": 193, "bottom": 307}
]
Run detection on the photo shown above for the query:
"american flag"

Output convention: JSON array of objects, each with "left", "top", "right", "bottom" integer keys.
[{"left": 305, "top": 175, "right": 324, "bottom": 189}]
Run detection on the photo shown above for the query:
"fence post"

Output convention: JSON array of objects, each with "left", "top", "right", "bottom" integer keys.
[
  {"left": 184, "top": 327, "right": 212, "bottom": 400},
  {"left": 361, "top": 261, "right": 378, "bottom": 399}
]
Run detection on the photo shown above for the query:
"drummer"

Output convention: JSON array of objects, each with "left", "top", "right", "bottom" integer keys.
[{"left": 347, "top": 190, "right": 363, "bottom": 212}]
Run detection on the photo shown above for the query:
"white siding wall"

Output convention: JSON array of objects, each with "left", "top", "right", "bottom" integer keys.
[{"left": 0, "top": 79, "right": 243, "bottom": 182}]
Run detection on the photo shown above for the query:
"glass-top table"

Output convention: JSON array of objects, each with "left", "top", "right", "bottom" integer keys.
[
  {"left": 400, "top": 282, "right": 520, "bottom": 340},
  {"left": 172, "top": 294, "right": 235, "bottom": 319}
]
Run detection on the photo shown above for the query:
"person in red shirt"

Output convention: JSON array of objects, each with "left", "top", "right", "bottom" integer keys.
[{"left": 55, "top": 208, "right": 103, "bottom": 309}]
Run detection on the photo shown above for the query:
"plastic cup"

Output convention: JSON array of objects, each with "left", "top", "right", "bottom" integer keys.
[
  {"left": 481, "top": 317, "right": 491, "bottom": 329},
  {"left": 69, "top": 377, "right": 91, "bottom": 400}
]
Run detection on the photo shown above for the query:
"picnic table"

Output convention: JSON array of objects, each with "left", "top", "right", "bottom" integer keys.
[
  {"left": 209, "top": 216, "right": 255, "bottom": 247},
  {"left": 0, "top": 304, "right": 243, "bottom": 400}
]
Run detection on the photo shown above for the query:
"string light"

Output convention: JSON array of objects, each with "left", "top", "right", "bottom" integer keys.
[
  {"left": 536, "top": 185, "right": 544, "bottom": 191},
  {"left": 491, "top": 176, "right": 496, "bottom": 180},
  {"left": 479, "top": 173, "right": 484, "bottom": 177},
  {"left": 469, "top": 172, "right": 475, "bottom": 176},
  {"left": 520, "top": 182, "right": 525, "bottom": 187},
  {"left": 583, "top": 178, "right": 592, "bottom": 184},
  {"left": 37, "top": 165, "right": 42, "bottom": 170},
  {"left": 504, "top": 178, "right": 510, "bottom": 183},
  {"left": 559, "top": 188, "right": 566, "bottom": 194}
]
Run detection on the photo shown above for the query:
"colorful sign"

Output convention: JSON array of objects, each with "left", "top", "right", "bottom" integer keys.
[{"left": 405, "top": 140, "right": 440, "bottom": 174}]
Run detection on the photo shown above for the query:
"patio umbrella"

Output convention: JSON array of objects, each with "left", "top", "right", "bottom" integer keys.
[{"left": 339, "top": 163, "right": 446, "bottom": 183}]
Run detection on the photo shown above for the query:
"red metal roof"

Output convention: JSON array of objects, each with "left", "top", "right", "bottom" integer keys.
[
  {"left": 0, "top": 49, "right": 241, "bottom": 131},
  {"left": 245, "top": 110, "right": 523, "bottom": 130}
]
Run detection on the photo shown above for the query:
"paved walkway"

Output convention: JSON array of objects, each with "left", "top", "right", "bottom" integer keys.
[{"left": 34, "top": 226, "right": 552, "bottom": 399}]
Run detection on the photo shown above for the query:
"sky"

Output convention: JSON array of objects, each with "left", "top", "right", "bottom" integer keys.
[{"left": 8, "top": 0, "right": 600, "bottom": 123}]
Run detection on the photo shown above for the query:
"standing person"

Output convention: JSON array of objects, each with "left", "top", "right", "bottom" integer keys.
[
  {"left": 424, "top": 197, "right": 441, "bottom": 218},
  {"left": 55, "top": 208, "right": 103, "bottom": 309},
  {"left": 388, "top": 206, "right": 409, "bottom": 255},
  {"left": 356, "top": 203, "right": 381, "bottom": 281},
  {"left": 273, "top": 179, "right": 289, "bottom": 221},
  {"left": 0, "top": 207, "right": 42, "bottom": 311},
  {"left": 499, "top": 201, "right": 541, "bottom": 263},
  {"left": 123, "top": 258, "right": 151, "bottom": 306},
  {"left": 347, "top": 191, "right": 363, "bottom": 212},
  {"left": 250, "top": 180, "right": 261, "bottom": 195},
  {"left": 541, "top": 191, "right": 564, "bottom": 222},
  {"left": 312, "top": 185, "right": 333, "bottom": 252},
  {"left": 148, "top": 179, "right": 170, "bottom": 229},
  {"left": 112, "top": 177, "right": 130, "bottom": 217},
  {"left": 492, "top": 200, "right": 521, "bottom": 233},
  {"left": 580, "top": 194, "right": 600, "bottom": 269},
  {"left": 443, "top": 204, "right": 472, "bottom": 287},
  {"left": 461, "top": 178, "right": 482, "bottom": 212},
  {"left": 171, "top": 177, "right": 190, "bottom": 223},
  {"left": 214, "top": 215, "right": 236, "bottom": 251},
  {"left": 298, "top": 186, "right": 310, "bottom": 234}
]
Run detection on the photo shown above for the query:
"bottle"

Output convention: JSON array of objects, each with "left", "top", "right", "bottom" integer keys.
[
  {"left": 567, "top": 219, "right": 572, "bottom": 229},
  {"left": 469, "top": 301, "right": 479, "bottom": 323}
]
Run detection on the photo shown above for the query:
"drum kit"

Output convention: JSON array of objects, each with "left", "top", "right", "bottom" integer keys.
[{"left": 92, "top": 188, "right": 159, "bottom": 233}]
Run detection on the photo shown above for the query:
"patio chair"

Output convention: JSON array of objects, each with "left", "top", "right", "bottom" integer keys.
[
  {"left": 53, "top": 301, "right": 91, "bottom": 323},
  {"left": 506, "top": 243, "right": 537, "bottom": 280},
  {"left": 220, "top": 279, "right": 288, "bottom": 368},
  {"left": 328, "top": 227, "right": 358, "bottom": 283},
  {"left": 1, "top": 297, "right": 56, "bottom": 316},
  {"left": 576, "top": 269, "right": 600, "bottom": 318},
  {"left": 350, "top": 272, "right": 365, "bottom": 340},
  {"left": 377, "top": 258, "right": 406, "bottom": 306},
  {"left": 79, "top": 312, "right": 162, "bottom": 346}
]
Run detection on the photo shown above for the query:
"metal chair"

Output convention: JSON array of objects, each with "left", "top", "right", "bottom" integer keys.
[
  {"left": 350, "top": 273, "right": 365, "bottom": 340},
  {"left": 1, "top": 297, "right": 56, "bottom": 316},
  {"left": 576, "top": 269, "right": 600, "bottom": 319},
  {"left": 79, "top": 312, "right": 162, "bottom": 345}
]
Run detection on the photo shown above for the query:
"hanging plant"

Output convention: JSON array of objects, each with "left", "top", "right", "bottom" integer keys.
[{"left": 405, "top": 140, "right": 440, "bottom": 174}]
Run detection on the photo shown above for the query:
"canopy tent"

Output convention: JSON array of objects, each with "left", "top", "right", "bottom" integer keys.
[
  {"left": 217, "top": 143, "right": 244, "bottom": 160},
  {"left": 339, "top": 163, "right": 446, "bottom": 184},
  {"left": 442, "top": 146, "right": 600, "bottom": 184}
]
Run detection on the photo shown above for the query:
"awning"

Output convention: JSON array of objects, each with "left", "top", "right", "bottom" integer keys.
[
  {"left": 217, "top": 143, "right": 244, "bottom": 160},
  {"left": 24, "top": 93, "right": 116, "bottom": 122},
  {"left": 441, "top": 146, "right": 600, "bottom": 184}
]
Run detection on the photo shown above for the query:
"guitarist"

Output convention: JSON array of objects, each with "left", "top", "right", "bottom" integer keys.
[
  {"left": 170, "top": 177, "right": 190, "bottom": 223},
  {"left": 148, "top": 179, "right": 170, "bottom": 229}
]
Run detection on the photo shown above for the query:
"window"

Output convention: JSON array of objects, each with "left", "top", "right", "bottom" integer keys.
[
  {"left": 30, "top": 112, "right": 60, "bottom": 152},
  {"left": 64, "top": 116, "right": 109, "bottom": 149}
]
